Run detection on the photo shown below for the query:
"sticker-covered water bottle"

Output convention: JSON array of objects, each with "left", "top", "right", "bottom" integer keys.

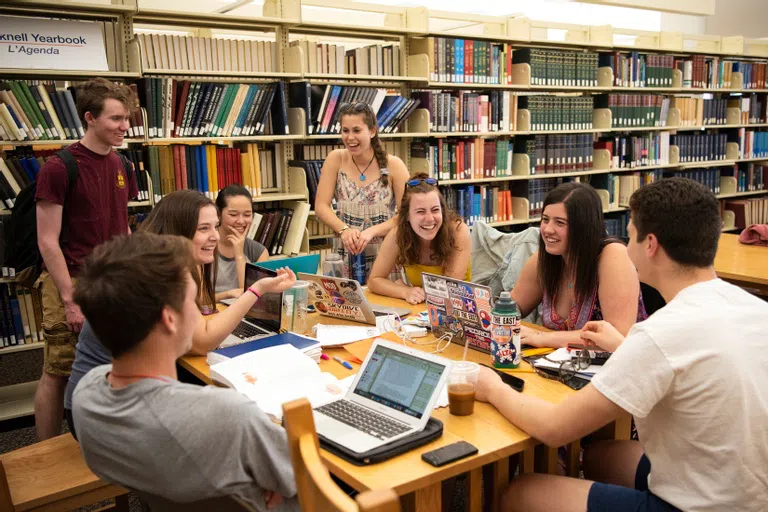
[{"left": 490, "top": 292, "right": 521, "bottom": 369}]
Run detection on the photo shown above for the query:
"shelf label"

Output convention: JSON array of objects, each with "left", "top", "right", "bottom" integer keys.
[{"left": 0, "top": 16, "right": 108, "bottom": 71}]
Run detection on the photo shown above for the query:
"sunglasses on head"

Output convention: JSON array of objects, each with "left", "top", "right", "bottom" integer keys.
[
  {"left": 407, "top": 178, "right": 438, "bottom": 187},
  {"left": 339, "top": 102, "right": 372, "bottom": 114}
]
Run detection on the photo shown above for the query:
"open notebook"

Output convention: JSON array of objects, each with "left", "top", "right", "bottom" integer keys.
[{"left": 209, "top": 344, "right": 345, "bottom": 421}]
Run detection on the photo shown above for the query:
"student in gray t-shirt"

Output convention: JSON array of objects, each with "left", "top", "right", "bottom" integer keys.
[
  {"left": 71, "top": 231, "right": 299, "bottom": 511},
  {"left": 215, "top": 185, "right": 268, "bottom": 300},
  {"left": 64, "top": 321, "right": 109, "bottom": 439}
]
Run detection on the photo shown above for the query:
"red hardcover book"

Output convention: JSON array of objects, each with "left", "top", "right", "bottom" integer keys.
[{"left": 173, "top": 81, "right": 191, "bottom": 137}]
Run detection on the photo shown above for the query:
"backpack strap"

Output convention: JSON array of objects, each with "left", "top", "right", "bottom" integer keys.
[
  {"left": 118, "top": 152, "right": 134, "bottom": 181},
  {"left": 54, "top": 149, "right": 79, "bottom": 190},
  {"left": 54, "top": 149, "right": 79, "bottom": 244}
]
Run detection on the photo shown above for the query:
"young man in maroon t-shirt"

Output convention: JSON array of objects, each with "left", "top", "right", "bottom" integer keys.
[{"left": 34, "top": 78, "right": 139, "bottom": 440}]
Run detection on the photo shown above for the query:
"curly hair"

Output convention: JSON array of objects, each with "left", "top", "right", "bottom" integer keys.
[
  {"left": 394, "top": 173, "right": 461, "bottom": 268},
  {"left": 337, "top": 102, "right": 389, "bottom": 187}
]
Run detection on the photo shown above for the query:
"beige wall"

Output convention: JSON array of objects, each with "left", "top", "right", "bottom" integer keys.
[{"left": 704, "top": 0, "right": 768, "bottom": 38}]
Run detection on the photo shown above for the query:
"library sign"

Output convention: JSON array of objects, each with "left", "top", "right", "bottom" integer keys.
[{"left": 0, "top": 16, "right": 108, "bottom": 71}]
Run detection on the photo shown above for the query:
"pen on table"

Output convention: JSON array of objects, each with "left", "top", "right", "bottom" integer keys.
[{"left": 333, "top": 355, "right": 353, "bottom": 370}]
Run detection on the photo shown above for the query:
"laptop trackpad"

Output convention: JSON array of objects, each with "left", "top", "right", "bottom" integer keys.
[{"left": 315, "top": 414, "right": 382, "bottom": 454}]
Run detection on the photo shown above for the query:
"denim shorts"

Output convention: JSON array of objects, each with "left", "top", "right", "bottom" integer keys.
[{"left": 587, "top": 455, "right": 682, "bottom": 512}]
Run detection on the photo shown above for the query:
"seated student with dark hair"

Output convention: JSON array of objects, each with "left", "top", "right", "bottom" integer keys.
[
  {"left": 510, "top": 182, "right": 646, "bottom": 348},
  {"left": 72, "top": 232, "right": 299, "bottom": 511},
  {"left": 475, "top": 178, "right": 768, "bottom": 512}
]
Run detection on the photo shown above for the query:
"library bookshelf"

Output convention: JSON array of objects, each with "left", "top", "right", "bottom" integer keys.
[{"left": 1, "top": 0, "right": 767, "bottom": 254}]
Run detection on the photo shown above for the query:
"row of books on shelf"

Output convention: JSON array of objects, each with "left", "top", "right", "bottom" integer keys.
[
  {"left": 595, "top": 94, "right": 670, "bottom": 128},
  {"left": 519, "top": 96, "right": 595, "bottom": 131},
  {"left": 413, "top": 90, "right": 517, "bottom": 133},
  {"left": 730, "top": 94, "right": 768, "bottom": 125},
  {"left": 136, "top": 33, "right": 278, "bottom": 74},
  {"left": 734, "top": 129, "right": 768, "bottom": 159},
  {"left": 289, "top": 82, "right": 418, "bottom": 135},
  {"left": 289, "top": 40, "right": 401, "bottom": 77},
  {"left": 441, "top": 186, "right": 516, "bottom": 225},
  {"left": 289, "top": 160, "right": 322, "bottom": 209},
  {"left": 526, "top": 134, "right": 596, "bottom": 174},
  {"left": 411, "top": 138, "right": 514, "bottom": 181},
  {"left": 678, "top": 56, "right": 765, "bottom": 90},
  {"left": 307, "top": 217, "right": 334, "bottom": 238},
  {"left": 137, "top": 79, "right": 289, "bottom": 139},
  {"left": 0, "top": 284, "right": 43, "bottom": 348},
  {"left": 601, "top": 52, "right": 676, "bottom": 88},
  {"left": 247, "top": 204, "right": 309, "bottom": 257},
  {"left": 0, "top": 80, "right": 86, "bottom": 142},
  {"left": 728, "top": 163, "right": 767, "bottom": 191},
  {"left": 673, "top": 95, "right": 768, "bottom": 126},
  {"left": 604, "top": 211, "right": 630, "bottom": 239},
  {"left": 412, "top": 38, "right": 526, "bottom": 85},
  {"left": 671, "top": 132, "right": 729, "bottom": 162},
  {"left": 725, "top": 196, "right": 768, "bottom": 228},
  {"left": 597, "top": 132, "right": 671, "bottom": 169},
  {"left": 144, "top": 143, "right": 280, "bottom": 202}
]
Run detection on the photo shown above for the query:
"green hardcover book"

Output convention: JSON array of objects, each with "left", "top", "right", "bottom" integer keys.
[
  {"left": 9, "top": 81, "right": 43, "bottom": 139},
  {"left": 215, "top": 84, "right": 239, "bottom": 136},
  {"left": 208, "top": 83, "right": 230, "bottom": 137},
  {"left": 18, "top": 81, "right": 51, "bottom": 139}
]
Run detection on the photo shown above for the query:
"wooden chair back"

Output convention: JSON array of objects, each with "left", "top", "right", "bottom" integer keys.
[{"left": 282, "top": 398, "right": 400, "bottom": 512}]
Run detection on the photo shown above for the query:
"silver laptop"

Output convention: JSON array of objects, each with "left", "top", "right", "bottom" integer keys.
[
  {"left": 314, "top": 338, "right": 452, "bottom": 454},
  {"left": 298, "top": 273, "right": 412, "bottom": 325},
  {"left": 220, "top": 264, "right": 282, "bottom": 348}
]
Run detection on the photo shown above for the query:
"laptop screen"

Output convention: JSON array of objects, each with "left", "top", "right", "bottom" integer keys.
[
  {"left": 243, "top": 264, "right": 281, "bottom": 331},
  {"left": 353, "top": 344, "right": 447, "bottom": 419}
]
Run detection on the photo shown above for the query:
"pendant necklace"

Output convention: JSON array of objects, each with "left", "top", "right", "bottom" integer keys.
[{"left": 352, "top": 152, "right": 375, "bottom": 182}]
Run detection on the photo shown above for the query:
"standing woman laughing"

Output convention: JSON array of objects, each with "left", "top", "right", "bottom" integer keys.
[{"left": 314, "top": 102, "right": 409, "bottom": 283}]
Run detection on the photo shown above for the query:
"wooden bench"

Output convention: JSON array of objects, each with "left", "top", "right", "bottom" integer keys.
[{"left": 0, "top": 433, "right": 129, "bottom": 512}]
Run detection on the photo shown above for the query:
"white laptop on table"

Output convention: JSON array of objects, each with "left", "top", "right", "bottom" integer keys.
[
  {"left": 298, "top": 273, "right": 412, "bottom": 325},
  {"left": 313, "top": 338, "right": 452, "bottom": 454}
]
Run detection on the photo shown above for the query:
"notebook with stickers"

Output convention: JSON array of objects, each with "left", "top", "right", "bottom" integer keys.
[
  {"left": 297, "top": 273, "right": 412, "bottom": 325},
  {"left": 421, "top": 273, "right": 495, "bottom": 354}
]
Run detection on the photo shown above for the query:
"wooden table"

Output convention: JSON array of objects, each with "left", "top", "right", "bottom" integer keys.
[
  {"left": 715, "top": 233, "right": 768, "bottom": 295},
  {"left": 180, "top": 292, "right": 631, "bottom": 512}
]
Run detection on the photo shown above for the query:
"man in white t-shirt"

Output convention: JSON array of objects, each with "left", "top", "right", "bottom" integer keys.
[{"left": 475, "top": 177, "right": 768, "bottom": 512}]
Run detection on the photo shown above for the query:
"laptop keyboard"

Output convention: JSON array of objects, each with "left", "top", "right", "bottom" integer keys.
[
  {"left": 316, "top": 400, "right": 412, "bottom": 440},
  {"left": 232, "top": 321, "right": 267, "bottom": 340}
]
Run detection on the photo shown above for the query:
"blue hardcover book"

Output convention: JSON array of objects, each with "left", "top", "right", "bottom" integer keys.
[
  {"left": 198, "top": 145, "right": 209, "bottom": 196},
  {"left": 206, "top": 331, "right": 321, "bottom": 366},
  {"left": 233, "top": 84, "right": 256, "bottom": 136},
  {"left": 9, "top": 294, "right": 25, "bottom": 345},
  {"left": 455, "top": 39, "right": 464, "bottom": 83},
  {"left": 195, "top": 146, "right": 204, "bottom": 194}
]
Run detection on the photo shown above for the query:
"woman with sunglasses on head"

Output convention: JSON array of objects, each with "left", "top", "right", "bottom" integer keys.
[
  {"left": 510, "top": 182, "right": 646, "bottom": 348},
  {"left": 315, "top": 102, "right": 410, "bottom": 282},
  {"left": 368, "top": 174, "right": 471, "bottom": 305},
  {"left": 214, "top": 184, "right": 269, "bottom": 301}
]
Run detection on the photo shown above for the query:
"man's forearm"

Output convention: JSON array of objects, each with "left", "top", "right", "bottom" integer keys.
[
  {"left": 40, "top": 242, "right": 74, "bottom": 301},
  {"left": 488, "top": 385, "right": 564, "bottom": 447}
]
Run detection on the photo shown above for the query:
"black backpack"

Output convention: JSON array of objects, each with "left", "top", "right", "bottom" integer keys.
[{"left": 4, "top": 149, "right": 132, "bottom": 285}]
